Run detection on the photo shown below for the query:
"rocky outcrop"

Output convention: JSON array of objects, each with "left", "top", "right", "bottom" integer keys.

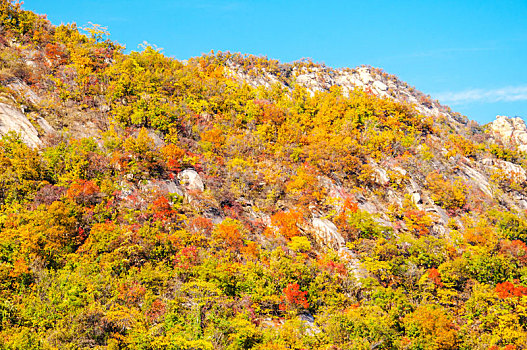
[
  {"left": 459, "top": 164, "right": 493, "bottom": 198},
  {"left": 482, "top": 158, "right": 527, "bottom": 182},
  {"left": 36, "top": 116, "right": 55, "bottom": 135},
  {"left": 6, "top": 78, "right": 41, "bottom": 105},
  {"left": 311, "top": 218, "right": 345, "bottom": 249},
  {"left": 372, "top": 165, "right": 390, "bottom": 186},
  {"left": 338, "top": 247, "right": 368, "bottom": 283},
  {"left": 0, "top": 102, "right": 41, "bottom": 148},
  {"left": 489, "top": 115, "right": 527, "bottom": 152},
  {"left": 309, "top": 217, "right": 367, "bottom": 282},
  {"left": 178, "top": 169, "right": 205, "bottom": 192},
  {"left": 228, "top": 63, "right": 468, "bottom": 133},
  {"left": 138, "top": 179, "right": 185, "bottom": 197}
]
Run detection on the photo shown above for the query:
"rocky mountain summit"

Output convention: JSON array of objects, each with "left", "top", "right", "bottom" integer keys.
[
  {"left": 228, "top": 59, "right": 468, "bottom": 131},
  {"left": 224, "top": 56, "right": 527, "bottom": 234}
]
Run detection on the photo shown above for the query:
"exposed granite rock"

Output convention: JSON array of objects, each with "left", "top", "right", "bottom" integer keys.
[
  {"left": 0, "top": 102, "right": 41, "bottom": 148},
  {"left": 338, "top": 247, "right": 368, "bottom": 282},
  {"left": 373, "top": 80, "right": 388, "bottom": 92},
  {"left": 6, "top": 78, "right": 41, "bottom": 105},
  {"left": 36, "top": 116, "right": 55, "bottom": 135},
  {"left": 372, "top": 166, "right": 390, "bottom": 186},
  {"left": 489, "top": 115, "right": 527, "bottom": 152},
  {"left": 312, "top": 218, "right": 345, "bottom": 249},
  {"left": 178, "top": 169, "right": 205, "bottom": 192},
  {"left": 482, "top": 158, "right": 527, "bottom": 182},
  {"left": 459, "top": 164, "right": 493, "bottom": 198},
  {"left": 139, "top": 179, "right": 185, "bottom": 197},
  {"left": 411, "top": 192, "right": 422, "bottom": 206},
  {"left": 298, "top": 313, "right": 321, "bottom": 335},
  {"left": 228, "top": 63, "right": 468, "bottom": 133}
]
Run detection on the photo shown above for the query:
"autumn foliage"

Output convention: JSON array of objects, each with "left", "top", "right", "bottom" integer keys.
[
  {"left": 66, "top": 179, "right": 100, "bottom": 205},
  {"left": 213, "top": 218, "right": 246, "bottom": 251},
  {"left": 268, "top": 210, "right": 303, "bottom": 239},
  {"left": 495, "top": 281, "right": 527, "bottom": 298},
  {"left": 279, "top": 283, "right": 309, "bottom": 312},
  {"left": 2, "top": 2, "right": 527, "bottom": 348}
]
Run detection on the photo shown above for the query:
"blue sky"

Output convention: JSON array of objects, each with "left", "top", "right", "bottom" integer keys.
[{"left": 23, "top": 0, "right": 527, "bottom": 125}]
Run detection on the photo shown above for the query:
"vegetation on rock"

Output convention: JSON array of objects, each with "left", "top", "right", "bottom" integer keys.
[{"left": 1, "top": 1, "right": 527, "bottom": 349}]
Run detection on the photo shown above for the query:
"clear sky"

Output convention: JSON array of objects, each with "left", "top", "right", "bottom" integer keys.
[{"left": 23, "top": 0, "right": 527, "bottom": 125}]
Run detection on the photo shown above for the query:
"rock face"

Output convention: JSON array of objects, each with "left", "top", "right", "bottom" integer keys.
[
  {"left": 312, "top": 218, "right": 345, "bottom": 249},
  {"left": 138, "top": 179, "right": 185, "bottom": 197},
  {"left": 0, "top": 102, "right": 41, "bottom": 148},
  {"left": 489, "top": 115, "right": 527, "bottom": 152},
  {"left": 177, "top": 169, "right": 205, "bottom": 192},
  {"left": 459, "top": 164, "right": 493, "bottom": 198},
  {"left": 372, "top": 166, "right": 390, "bottom": 186},
  {"left": 36, "top": 117, "right": 55, "bottom": 135},
  {"left": 227, "top": 63, "right": 468, "bottom": 133},
  {"left": 310, "top": 218, "right": 367, "bottom": 282},
  {"left": 6, "top": 78, "right": 41, "bottom": 105},
  {"left": 483, "top": 158, "right": 527, "bottom": 182}
]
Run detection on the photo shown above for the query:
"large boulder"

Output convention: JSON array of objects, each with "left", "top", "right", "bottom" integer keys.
[{"left": 177, "top": 169, "right": 204, "bottom": 192}]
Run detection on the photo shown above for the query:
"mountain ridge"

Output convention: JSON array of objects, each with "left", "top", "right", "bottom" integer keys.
[{"left": 2, "top": 1, "right": 527, "bottom": 349}]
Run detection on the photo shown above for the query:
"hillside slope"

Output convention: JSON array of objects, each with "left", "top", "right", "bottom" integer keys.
[{"left": 1, "top": 1, "right": 527, "bottom": 349}]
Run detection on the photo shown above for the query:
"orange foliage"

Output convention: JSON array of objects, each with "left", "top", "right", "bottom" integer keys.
[
  {"left": 267, "top": 210, "right": 303, "bottom": 240},
  {"left": 403, "top": 305, "right": 458, "bottom": 349},
  {"left": 495, "top": 281, "right": 527, "bottom": 299},
  {"left": 150, "top": 195, "right": 176, "bottom": 221},
  {"left": 189, "top": 216, "right": 213, "bottom": 236},
  {"left": 201, "top": 127, "right": 225, "bottom": 151},
  {"left": 427, "top": 268, "right": 443, "bottom": 287},
  {"left": 404, "top": 209, "right": 433, "bottom": 236},
  {"left": 286, "top": 164, "right": 327, "bottom": 205},
  {"left": 242, "top": 241, "right": 260, "bottom": 259},
  {"left": 66, "top": 179, "right": 100, "bottom": 206},
  {"left": 44, "top": 42, "right": 68, "bottom": 66},
  {"left": 161, "top": 143, "right": 186, "bottom": 171},
  {"left": 213, "top": 219, "right": 245, "bottom": 251},
  {"left": 146, "top": 299, "right": 166, "bottom": 323},
  {"left": 489, "top": 346, "right": 518, "bottom": 350},
  {"left": 335, "top": 197, "right": 359, "bottom": 239},
  {"left": 9, "top": 257, "right": 29, "bottom": 278},
  {"left": 279, "top": 283, "right": 309, "bottom": 311},
  {"left": 118, "top": 281, "right": 146, "bottom": 305},
  {"left": 462, "top": 221, "right": 495, "bottom": 247},
  {"left": 343, "top": 197, "right": 359, "bottom": 213},
  {"left": 254, "top": 99, "right": 286, "bottom": 125}
]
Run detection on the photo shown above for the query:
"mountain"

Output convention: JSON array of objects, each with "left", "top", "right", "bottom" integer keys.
[{"left": 1, "top": 1, "right": 527, "bottom": 349}]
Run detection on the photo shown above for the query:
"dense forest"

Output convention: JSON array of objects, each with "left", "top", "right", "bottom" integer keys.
[{"left": 1, "top": 1, "right": 527, "bottom": 349}]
